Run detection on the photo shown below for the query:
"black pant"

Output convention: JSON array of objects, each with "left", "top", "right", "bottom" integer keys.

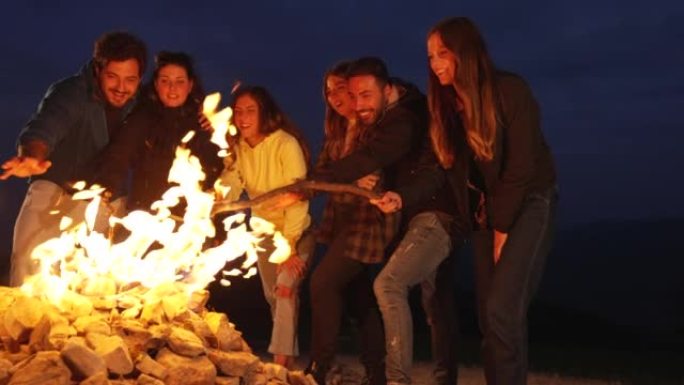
[
  {"left": 309, "top": 230, "right": 386, "bottom": 378},
  {"left": 422, "top": 254, "right": 459, "bottom": 385},
  {"left": 473, "top": 187, "right": 557, "bottom": 385}
]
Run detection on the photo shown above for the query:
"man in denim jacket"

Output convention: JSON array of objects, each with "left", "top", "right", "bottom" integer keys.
[{"left": 1, "top": 31, "right": 147, "bottom": 286}]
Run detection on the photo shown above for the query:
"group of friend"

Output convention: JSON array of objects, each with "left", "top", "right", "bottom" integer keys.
[{"left": 1, "top": 16, "right": 557, "bottom": 385}]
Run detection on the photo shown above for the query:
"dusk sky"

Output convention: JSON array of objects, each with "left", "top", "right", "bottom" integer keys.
[{"left": 1, "top": 0, "right": 682, "bottom": 229}]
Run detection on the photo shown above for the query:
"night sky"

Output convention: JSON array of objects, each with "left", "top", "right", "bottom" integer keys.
[{"left": 0, "top": 0, "right": 682, "bottom": 348}]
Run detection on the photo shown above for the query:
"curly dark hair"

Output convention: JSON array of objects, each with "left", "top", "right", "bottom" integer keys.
[{"left": 93, "top": 31, "right": 147, "bottom": 76}]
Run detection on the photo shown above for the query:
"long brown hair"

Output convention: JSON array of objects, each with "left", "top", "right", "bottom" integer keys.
[
  {"left": 428, "top": 17, "right": 499, "bottom": 167},
  {"left": 321, "top": 61, "right": 352, "bottom": 160},
  {"left": 230, "top": 86, "right": 311, "bottom": 167}
]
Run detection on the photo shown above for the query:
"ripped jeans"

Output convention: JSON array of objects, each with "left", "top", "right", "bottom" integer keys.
[
  {"left": 257, "top": 230, "right": 315, "bottom": 356},
  {"left": 374, "top": 212, "right": 457, "bottom": 385}
]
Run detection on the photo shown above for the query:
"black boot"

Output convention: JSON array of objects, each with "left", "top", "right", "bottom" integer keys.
[{"left": 305, "top": 361, "right": 330, "bottom": 385}]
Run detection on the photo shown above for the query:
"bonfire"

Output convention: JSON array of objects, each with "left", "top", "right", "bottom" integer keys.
[{"left": 0, "top": 93, "right": 316, "bottom": 385}]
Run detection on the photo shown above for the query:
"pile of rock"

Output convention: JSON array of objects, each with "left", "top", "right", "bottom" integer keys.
[{"left": 0, "top": 287, "right": 316, "bottom": 385}]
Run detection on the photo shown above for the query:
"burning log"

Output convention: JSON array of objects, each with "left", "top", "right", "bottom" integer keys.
[{"left": 211, "top": 180, "right": 381, "bottom": 215}]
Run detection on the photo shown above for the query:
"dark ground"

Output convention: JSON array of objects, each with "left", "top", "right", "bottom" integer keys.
[{"left": 206, "top": 225, "right": 684, "bottom": 385}]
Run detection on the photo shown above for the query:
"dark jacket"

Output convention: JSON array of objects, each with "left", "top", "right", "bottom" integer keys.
[
  {"left": 315, "top": 79, "right": 463, "bottom": 238},
  {"left": 94, "top": 88, "right": 223, "bottom": 211},
  {"left": 18, "top": 61, "right": 135, "bottom": 187},
  {"left": 399, "top": 72, "right": 556, "bottom": 234},
  {"left": 313, "top": 78, "right": 425, "bottom": 187},
  {"left": 475, "top": 72, "right": 556, "bottom": 232}
]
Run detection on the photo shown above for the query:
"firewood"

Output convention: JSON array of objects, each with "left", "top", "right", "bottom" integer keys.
[
  {"left": 60, "top": 339, "right": 107, "bottom": 379},
  {"left": 212, "top": 180, "right": 381, "bottom": 215},
  {"left": 155, "top": 348, "right": 216, "bottom": 385}
]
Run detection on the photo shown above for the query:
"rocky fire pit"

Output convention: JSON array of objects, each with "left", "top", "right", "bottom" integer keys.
[{"left": 0, "top": 286, "right": 316, "bottom": 385}]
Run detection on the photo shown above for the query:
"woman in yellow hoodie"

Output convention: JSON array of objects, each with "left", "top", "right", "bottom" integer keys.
[{"left": 218, "top": 86, "right": 312, "bottom": 368}]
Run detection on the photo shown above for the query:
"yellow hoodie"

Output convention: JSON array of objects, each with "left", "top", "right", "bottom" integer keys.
[{"left": 219, "top": 129, "right": 310, "bottom": 250}]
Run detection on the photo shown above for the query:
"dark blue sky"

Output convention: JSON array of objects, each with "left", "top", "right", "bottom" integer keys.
[{"left": 1, "top": 0, "right": 683, "bottom": 227}]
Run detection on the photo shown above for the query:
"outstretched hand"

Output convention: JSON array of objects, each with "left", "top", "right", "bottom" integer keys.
[
  {"left": 0, "top": 156, "right": 51, "bottom": 180},
  {"left": 355, "top": 173, "right": 380, "bottom": 190},
  {"left": 370, "top": 191, "right": 402, "bottom": 214}
]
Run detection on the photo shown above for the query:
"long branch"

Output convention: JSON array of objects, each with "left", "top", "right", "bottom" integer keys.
[{"left": 212, "top": 180, "right": 381, "bottom": 215}]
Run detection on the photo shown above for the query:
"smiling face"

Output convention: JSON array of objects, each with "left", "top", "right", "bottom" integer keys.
[
  {"left": 97, "top": 58, "right": 141, "bottom": 107},
  {"left": 348, "top": 74, "right": 389, "bottom": 126},
  {"left": 233, "top": 94, "right": 265, "bottom": 146},
  {"left": 427, "top": 32, "right": 458, "bottom": 86},
  {"left": 154, "top": 64, "right": 194, "bottom": 108},
  {"left": 325, "top": 74, "right": 354, "bottom": 119}
]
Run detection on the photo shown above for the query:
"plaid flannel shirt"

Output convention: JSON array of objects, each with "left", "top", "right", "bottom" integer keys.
[{"left": 314, "top": 132, "right": 399, "bottom": 264}]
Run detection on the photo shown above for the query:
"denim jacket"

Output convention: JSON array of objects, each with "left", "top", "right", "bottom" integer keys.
[{"left": 18, "top": 60, "right": 136, "bottom": 187}]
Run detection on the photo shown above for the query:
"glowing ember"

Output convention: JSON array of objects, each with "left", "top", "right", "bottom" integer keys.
[{"left": 20, "top": 93, "right": 290, "bottom": 318}]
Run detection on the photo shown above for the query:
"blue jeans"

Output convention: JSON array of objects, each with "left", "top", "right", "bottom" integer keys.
[
  {"left": 374, "top": 212, "right": 458, "bottom": 385},
  {"left": 473, "top": 187, "right": 558, "bottom": 385}
]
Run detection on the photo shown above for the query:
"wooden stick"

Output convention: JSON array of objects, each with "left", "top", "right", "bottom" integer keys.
[{"left": 212, "top": 180, "right": 382, "bottom": 215}]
